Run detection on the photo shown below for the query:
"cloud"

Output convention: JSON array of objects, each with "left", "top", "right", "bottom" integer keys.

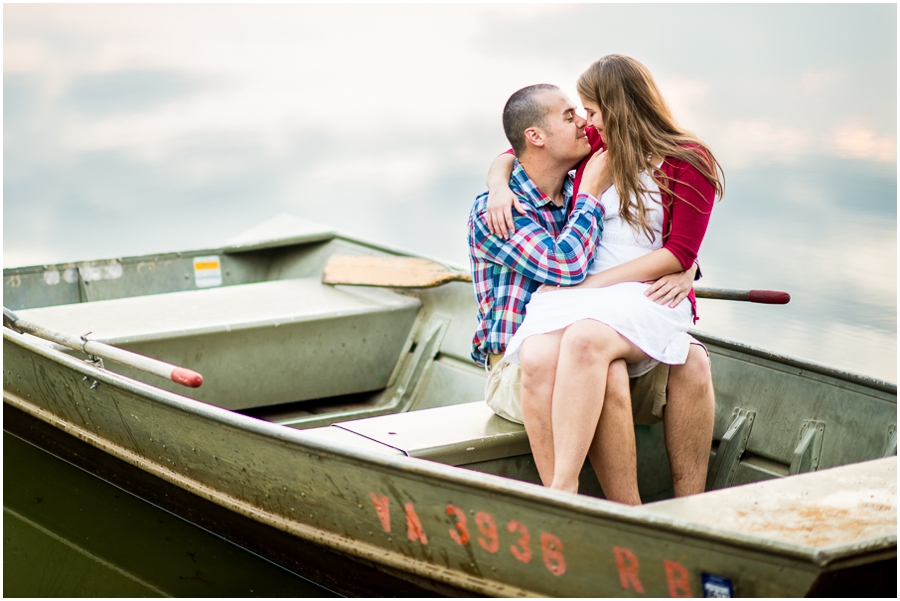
[
  {"left": 62, "top": 70, "right": 211, "bottom": 117},
  {"left": 714, "top": 120, "right": 815, "bottom": 168},
  {"left": 712, "top": 120, "right": 897, "bottom": 169},
  {"left": 834, "top": 126, "right": 897, "bottom": 162},
  {"left": 798, "top": 69, "right": 845, "bottom": 94}
]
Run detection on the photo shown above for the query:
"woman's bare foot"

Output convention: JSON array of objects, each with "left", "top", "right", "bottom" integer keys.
[{"left": 549, "top": 479, "right": 579, "bottom": 494}]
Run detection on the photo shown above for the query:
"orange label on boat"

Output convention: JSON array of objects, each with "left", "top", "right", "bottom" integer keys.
[{"left": 193, "top": 255, "right": 222, "bottom": 288}]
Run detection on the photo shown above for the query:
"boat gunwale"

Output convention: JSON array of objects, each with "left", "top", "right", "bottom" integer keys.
[
  {"left": 15, "top": 280, "right": 422, "bottom": 347},
  {"left": 5, "top": 326, "right": 896, "bottom": 569},
  {"left": 0, "top": 229, "right": 423, "bottom": 276},
  {"left": 691, "top": 331, "right": 897, "bottom": 394}
]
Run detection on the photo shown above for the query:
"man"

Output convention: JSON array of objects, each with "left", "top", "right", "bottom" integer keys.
[{"left": 467, "top": 84, "right": 714, "bottom": 503}]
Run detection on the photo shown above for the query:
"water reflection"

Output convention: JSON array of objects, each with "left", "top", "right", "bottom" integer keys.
[{"left": 3, "top": 4, "right": 896, "bottom": 381}]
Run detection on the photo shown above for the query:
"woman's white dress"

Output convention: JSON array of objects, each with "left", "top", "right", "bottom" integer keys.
[{"left": 503, "top": 169, "right": 692, "bottom": 377}]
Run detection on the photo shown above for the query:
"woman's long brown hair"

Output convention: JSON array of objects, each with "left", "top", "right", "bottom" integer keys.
[{"left": 576, "top": 55, "right": 724, "bottom": 241}]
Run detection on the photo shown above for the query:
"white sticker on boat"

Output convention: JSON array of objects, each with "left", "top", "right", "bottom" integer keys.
[
  {"left": 80, "top": 262, "right": 123, "bottom": 282},
  {"left": 194, "top": 255, "right": 223, "bottom": 288},
  {"left": 702, "top": 573, "right": 733, "bottom": 597},
  {"left": 62, "top": 268, "right": 79, "bottom": 283},
  {"left": 43, "top": 270, "right": 61, "bottom": 285}
]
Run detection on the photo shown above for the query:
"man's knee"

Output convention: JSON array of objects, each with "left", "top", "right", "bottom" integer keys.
[{"left": 670, "top": 344, "right": 711, "bottom": 391}]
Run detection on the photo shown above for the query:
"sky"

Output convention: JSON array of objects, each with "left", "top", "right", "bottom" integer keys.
[{"left": 3, "top": 3, "right": 897, "bottom": 380}]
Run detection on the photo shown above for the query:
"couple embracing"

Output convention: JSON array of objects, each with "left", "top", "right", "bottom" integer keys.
[{"left": 467, "top": 55, "right": 724, "bottom": 503}]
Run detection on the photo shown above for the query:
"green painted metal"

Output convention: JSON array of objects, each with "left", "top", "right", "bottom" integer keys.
[
  {"left": 3, "top": 252, "right": 275, "bottom": 311},
  {"left": 221, "top": 214, "right": 337, "bottom": 254},
  {"left": 15, "top": 278, "right": 420, "bottom": 410},
  {"left": 4, "top": 320, "right": 896, "bottom": 596},
  {"left": 336, "top": 401, "right": 531, "bottom": 465},
  {"left": 3, "top": 220, "right": 897, "bottom": 596},
  {"left": 700, "top": 334, "right": 897, "bottom": 471},
  {"left": 3, "top": 432, "right": 334, "bottom": 597}
]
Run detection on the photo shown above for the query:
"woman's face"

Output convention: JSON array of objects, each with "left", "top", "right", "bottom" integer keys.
[{"left": 580, "top": 97, "right": 604, "bottom": 136}]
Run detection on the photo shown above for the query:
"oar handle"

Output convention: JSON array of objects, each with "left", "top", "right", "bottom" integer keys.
[
  {"left": 695, "top": 287, "right": 791, "bottom": 304},
  {"left": 3, "top": 307, "right": 204, "bottom": 388}
]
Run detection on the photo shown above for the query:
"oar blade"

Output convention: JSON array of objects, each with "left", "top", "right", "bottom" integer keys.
[{"left": 322, "top": 255, "right": 472, "bottom": 288}]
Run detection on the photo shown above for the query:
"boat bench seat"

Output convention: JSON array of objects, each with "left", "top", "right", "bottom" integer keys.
[
  {"left": 309, "top": 401, "right": 530, "bottom": 466},
  {"left": 15, "top": 278, "right": 421, "bottom": 411}
]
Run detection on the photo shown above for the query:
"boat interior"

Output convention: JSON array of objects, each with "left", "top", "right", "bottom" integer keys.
[{"left": 5, "top": 217, "right": 897, "bottom": 503}]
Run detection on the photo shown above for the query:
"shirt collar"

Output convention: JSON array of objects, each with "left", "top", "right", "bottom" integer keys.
[{"left": 510, "top": 159, "right": 573, "bottom": 209}]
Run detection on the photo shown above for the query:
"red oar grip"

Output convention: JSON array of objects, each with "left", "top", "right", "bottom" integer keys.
[
  {"left": 748, "top": 290, "right": 791, "bottom": 304},
  {"left": 171, "top": 367, "right": 204, "bottom": 388}
]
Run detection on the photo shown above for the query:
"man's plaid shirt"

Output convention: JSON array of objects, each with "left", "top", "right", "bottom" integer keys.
[{"left": 467, "top": 160, "right": 604, "bottom": 366}]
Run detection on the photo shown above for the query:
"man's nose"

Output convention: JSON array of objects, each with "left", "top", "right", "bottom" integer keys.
[{"left": 575, "top": 114, "right": 587, "bottom": 128}]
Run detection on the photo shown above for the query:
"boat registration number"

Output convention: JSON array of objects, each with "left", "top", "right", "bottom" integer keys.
[{"left": 369, "top": 492, "right": 694, "bottom": 595}]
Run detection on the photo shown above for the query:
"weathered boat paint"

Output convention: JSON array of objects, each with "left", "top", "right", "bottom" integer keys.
[
  {"left": 3, "top": 431, "right": 335, "bottom": 597},
  {"left": 5, "top": 322, "right": 895, "bottom": 596}
]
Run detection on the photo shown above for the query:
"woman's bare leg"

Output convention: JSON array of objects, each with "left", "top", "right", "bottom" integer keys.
[
  {"left": 549, "top": 320, "right": 649, "bottom": 493},
  {"left": 588, "top": 359, "right": 641, "bottom": 505},
  {"left": 519, "top": 330, "right": 565, "bottom": 486}
]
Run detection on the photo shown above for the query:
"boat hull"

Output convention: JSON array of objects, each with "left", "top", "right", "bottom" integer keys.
[{"left": 4, "top": 330, "right": 895, "bottom": 597}]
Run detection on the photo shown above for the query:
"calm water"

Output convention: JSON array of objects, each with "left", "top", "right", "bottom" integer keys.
[{"left": 4, "top": 4, "right": 896, "bottom": 382}]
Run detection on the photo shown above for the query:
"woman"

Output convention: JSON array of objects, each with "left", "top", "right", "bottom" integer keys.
[{"left": 486, "top": 55, "right": 724, "bottom": 494}]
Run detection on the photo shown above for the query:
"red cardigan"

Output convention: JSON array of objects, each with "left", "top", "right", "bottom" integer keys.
[
  {"left": 503, "top": 126, "right": 715, "bottom": 320},
  {"left": 574, "top": 127, "right": 713, "bottom": 269}
]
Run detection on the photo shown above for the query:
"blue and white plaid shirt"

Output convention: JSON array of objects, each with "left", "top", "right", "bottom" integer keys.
[{"left": 467, "top": 160, "right": 604, "bottom": 366}]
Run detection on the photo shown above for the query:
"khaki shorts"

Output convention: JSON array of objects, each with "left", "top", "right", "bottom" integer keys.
[
  {"left": 484, "top": 354, "right": 523, "bottom": 424},
  {"left": 485, "top": 340, "right": 708, "bottom": 426},
  {"left": 629, "top": 362, "right": 669, "bottom": 425},
  {"left": 628, "top": 339, "right": 710, "bottom": 425}
]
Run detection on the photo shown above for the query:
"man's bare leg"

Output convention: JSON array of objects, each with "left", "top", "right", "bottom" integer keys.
[
  {"left": 519, "top": 330, "right": 564, "bottom": 486},
  {"left": 587, "top": 359, "right": 641, "bottom": 505},
  {"left": 664, "top": 344, "right": 715, "bottom": 496}
]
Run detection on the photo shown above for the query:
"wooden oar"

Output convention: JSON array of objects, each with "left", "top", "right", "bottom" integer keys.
[
  {"left": 322, "top": 255, "right": 472, "bottom": 288},
  {"left": 3, "top": 307, "right": 204, "bottom": 387},
  {"left": 322, "top": 255, "right": 791, "bottom": 304},
  {"left": 694, "top": 288, "right": 790, "bottom": 304}
]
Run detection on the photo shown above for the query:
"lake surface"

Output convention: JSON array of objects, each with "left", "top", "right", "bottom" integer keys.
[{"left": 3, "top": 4, "right": 896, "bottom": 382}]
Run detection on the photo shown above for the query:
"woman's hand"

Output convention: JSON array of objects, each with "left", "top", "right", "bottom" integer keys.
[
  {"left": 535, "top": 283, "right": 561, "bottom": 294},
  {"left": 579, "top": 148, "right": 613, "bottom": 199},
  {"left": 486, "top": 185, "right": 526, "bottom": 239},
  {"left": 643, "top": 264, "right": 697, "bottom": 307},
  {"left": 535, "top": 279, "right": 589, "bottom": 294},
  {"left": 484, "top": 152, "right": 521, "bottom": 239}
]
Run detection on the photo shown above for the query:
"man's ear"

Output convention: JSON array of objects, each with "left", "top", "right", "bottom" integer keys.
[{"left": 523, "top": 127, "right": 545, "bottom": 149}]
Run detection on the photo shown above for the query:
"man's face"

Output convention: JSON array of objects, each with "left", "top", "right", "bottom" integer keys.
[{"left": 535, "top": 90, "right": 591, "bottom": 164}]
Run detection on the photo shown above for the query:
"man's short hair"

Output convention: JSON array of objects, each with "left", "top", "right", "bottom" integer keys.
[{"left": 502, "top": 84, "right": 560, "bottom": 156}]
